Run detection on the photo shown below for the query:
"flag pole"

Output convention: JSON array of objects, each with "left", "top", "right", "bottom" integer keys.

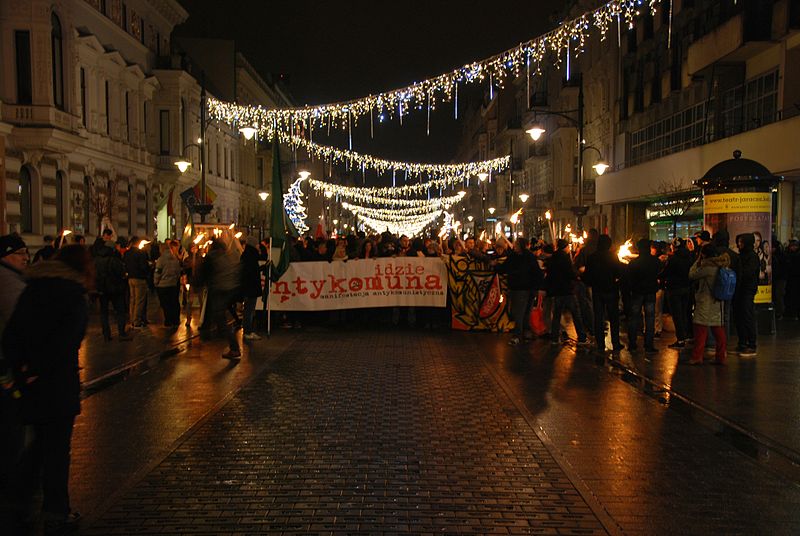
[{"left": 267, "top": 237, "right": 272, "bottom": 337}]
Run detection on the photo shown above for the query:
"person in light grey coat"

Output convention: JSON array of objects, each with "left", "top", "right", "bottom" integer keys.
[
  {"left": 153, "top": 240, "right": 182, "bottom": 327},
  {"left": 688, "top": 243, "right": 729, "bottom": 365}
]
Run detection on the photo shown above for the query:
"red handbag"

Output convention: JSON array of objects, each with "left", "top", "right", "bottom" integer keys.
[{"left": 529, "top": 296, "right": 547, "bottom": 336}]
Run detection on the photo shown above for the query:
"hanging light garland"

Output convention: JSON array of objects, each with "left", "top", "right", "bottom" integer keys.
[
  {"left": 284, "top": 177, "right": 309, "bottom": 233},
  {"left": 278, "top": 130, "right": 509, "bottom": 188},
  {"left": 312, "top": 186, "right": 466, "bottom": 209},
  {"left": 207, "top": 0, "right": 661, "bottom": 129},
  {"left": 355, "top": 210, "right": 446, "bottom": 238}
]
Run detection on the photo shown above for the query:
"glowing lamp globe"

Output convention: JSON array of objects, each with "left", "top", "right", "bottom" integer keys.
[
  {"left": 239, "top": 126, "right": 257, "bottom": 140},
  {"left": 592, "top": 162, "right": 609, "bottom": 175},
  {"left": 175, "top": 160, "right": 191, "bottom": 173},
  {"left": 526, "top": 125, "right": 546, "bottom": 141}
]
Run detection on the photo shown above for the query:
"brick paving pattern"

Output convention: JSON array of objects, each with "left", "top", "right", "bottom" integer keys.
[{"left": 84, "top": 332, "right": 608, "bottom": 535}]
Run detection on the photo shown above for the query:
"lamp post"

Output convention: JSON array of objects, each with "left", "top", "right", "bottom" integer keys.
[
  {"left": 477, "top": 172, "right": 488, "bottom": 232},
  {"left": 525, "top": 74, "right": 608, "bottom": 230},
  {"left": 174, "top": 77, "right": 213, "bottom": 222}
]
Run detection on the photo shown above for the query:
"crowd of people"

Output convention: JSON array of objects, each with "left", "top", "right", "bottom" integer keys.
[
  {"left": 0, "top": 228, "right": 263, "bottom": 534},
  {"left": 2, "top": 224, "right": 800, "bottom": 532}
]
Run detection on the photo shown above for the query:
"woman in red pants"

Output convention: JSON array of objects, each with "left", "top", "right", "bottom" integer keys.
[{"left": 688, "top": 243, "right": 730, "bottom": 365}]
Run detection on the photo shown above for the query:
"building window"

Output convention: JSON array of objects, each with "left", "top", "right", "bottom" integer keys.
[
  {"left": 720, "top": 69, "right": 779, "bottom": 138},
  {"left": 140, "top": 17, "right": 146, "bottom": 44},
  {"left": 56, "top": 171, "right": 66, "bottom": 230},
  {"left": 125, "top": 91, "right": 130, "bottom": 141},
  {"left": 80, "top": 68, "right": 87, "bottom": 126},
  {"left": 19, "top": 167, "right": 33, "bottom": 233},
  {"left": 180, "top": 98, "right": 186, "bottom": 151},
  {"left": 256, "top": 157, "right": 264, "bottom": 189},
  {"left": 629, "top": 101, "right": 708, "bottom": 166},
  {"left": 128, "top": 183, "right": 134, "bottom": 233},
  {"left": 15, "top": 31, "right": 32, "bottom": 105},
  {"left": 105, "top": 80, "right": 110, "bottom": 133},
  {"left": 100, "top": 0, "right": 107, "bottom": 15},
  {"left": 156, "top": 32, "right": 161, "bottom": 56},
  {"left": 143, "top": 100, "right": 149, "bottom": 135},
  {"left": 121, "top": 3, "right": 127, "bottom": 31},
  {"left": 51, "top": 12, "right": 64, "bottom": 110},
  {"left": 159, "top": 110, "right": 170, "bottom": 155},
  {"left": 83, "top": 176, "right": 91, "bottom": 234}
]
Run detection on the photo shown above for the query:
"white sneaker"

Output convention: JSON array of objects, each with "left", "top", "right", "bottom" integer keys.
[{"left": 244, "top": 332, "right": 262, "bottom": 341}]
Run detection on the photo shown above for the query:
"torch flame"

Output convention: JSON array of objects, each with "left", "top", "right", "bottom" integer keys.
[
  {"left": 138, "top": 240, "right": 150, "bottom": 250},
  {"left": 617, "top": 239, "right": 638, "bottom": 264},
  {"left": 510, "top": 208, "right": 523, "bottom": 225},
  {"left": 193, "top": 232, "right": 206, "bottom": 244}
]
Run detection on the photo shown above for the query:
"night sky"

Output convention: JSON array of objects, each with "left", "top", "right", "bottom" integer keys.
[{"left": 175, "top": 0, "right": 565, "bottom": 163}]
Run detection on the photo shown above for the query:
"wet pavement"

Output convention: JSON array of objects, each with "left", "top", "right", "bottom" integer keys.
[
  {"left": 71, "top": 328, "right": 800, "bottom": 535},
  {"left": 601, "top": 317, "right": 800, "bottom": 465}
]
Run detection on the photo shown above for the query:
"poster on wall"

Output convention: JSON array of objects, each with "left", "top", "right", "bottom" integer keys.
[{"left": 704, "top": 192, "right": 772, "bottom": 303}]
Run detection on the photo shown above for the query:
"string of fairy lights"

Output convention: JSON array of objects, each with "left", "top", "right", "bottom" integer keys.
[
  {"left": 229, "top": 0, "right": 666, "bottom": 237},
  {"left": 209, "top": 0, "right": 662, "bottom": 131}
]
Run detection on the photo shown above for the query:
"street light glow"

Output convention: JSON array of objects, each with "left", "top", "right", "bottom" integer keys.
[
  {"left": 592, "top": 162, "right": 609, "bottom": 175},
  {"left": 175, "top": 160, "right": 191, "bottom": 173},
  {"left": 526, "top": 125, "right": 546, "bottom": 141},
  {"left": 477, "top": 172, "right": 489, "bottom": 182},
  {"left": 258, "top": 191, "right": 269, "bottom": 201},
  {"left": 239, "top": 126, "right": 257, "bottom": 140},
  {"left": 518, "top": 193, "right": 530, "bottom": 203},
  {"left": 324, "top": 190, "right": 334, "bottom": 198},
  {"left": 298, "top": 170, "right": 311, "bottom": 180},
  {"left": 467, "top": 215, "right": 474, "bottom": 222},
  {"left": 488, "top": 207, "right": 496, "bottom": 215}
]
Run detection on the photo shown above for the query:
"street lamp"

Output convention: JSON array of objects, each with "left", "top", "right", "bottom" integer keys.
[
  {"left": 258, "top": 191, "right": 269, "bottom": 201},
  {"left": 518, "top": 193, "right": 529, "bottom": 204},
  {"left": 488, "top": 207, "right": 496, "bottom": 215},
  {"left": 298, "top": 170, "right": 311, "bottom": 180},
  {"left": 526, "top": 125, "right": 546, "bottom": 141},
  {"left": 239, "top": 126, "right": 257, "bottom": 140},
  {"left": 174, "top": 158, "right": 192, "bottom": 173},
  {"left": 175, "top": 75, "right": 213, "bottom": 222},
  {"left": 525, "top": 74, "right": 609, "bottom": 230},
  {"left": 477, "top": 172, "right": 488, "bottom": 182}
]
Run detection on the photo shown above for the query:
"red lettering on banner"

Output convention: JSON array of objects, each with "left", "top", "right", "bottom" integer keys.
[
  {"left": 386, "top": 276, "right": 401, "bottom": 289},
  {"left": 294, "top": 277, "right": 308, "bottom": 295},
  {"left": 365, "top": 276, "right": 383, "bottom": 290},
  {"left": 405, "top": 275, "right": 422, "bottom": 289},
  {"left": 310, "top": 280, "right": 326, "bottom": 299},
  {"left": 425, "top": 275, "right": 442, "bottom": 289},
  {"left": 348, "top": 278, "right": 363, "bottom": 291},
  {"left": 328, "top": 275, "right": 347, "bottom": 293}
]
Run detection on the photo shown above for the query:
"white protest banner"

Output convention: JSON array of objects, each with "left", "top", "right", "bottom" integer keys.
[{"left": 269, "top": 257, "right": 447, "bottom": 311}]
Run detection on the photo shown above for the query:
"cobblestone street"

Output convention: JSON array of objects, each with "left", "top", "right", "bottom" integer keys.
[{"left": 75, "top": 330, "right": 800, "bottom": 535}]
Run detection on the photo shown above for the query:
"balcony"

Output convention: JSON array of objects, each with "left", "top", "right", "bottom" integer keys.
[{"left": 687, "top": 13, "right": 773, "bottom": 75}]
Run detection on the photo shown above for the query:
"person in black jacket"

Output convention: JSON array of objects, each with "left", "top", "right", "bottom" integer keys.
[
  {"left": 583, "top": 234, "right": 623, "bottom": 353},
  {"left": 544, "top": 239, "right": 588, "bottom": 345},
  {"left": 241, "top": 236, "right": 264, "bottom": 341},
  {"left": 495, "top": 237, "right": 543, "bottom": 345},
  {"left": 661, "top": 238, "right": 694, "bottom": 348},
  {"left": 2, "top": 245, "right": 91, "bottom": 533},
  {"left": 124, "top": 236, "right": 150, "bottom": 328},
  {"left": 735, "top": 233, "right": 759, "bottom": 356},
  {"left": 94, "top": 240, "right": 132, "bottom": 341},
  {"left": 626, "top": 238, "right": 660, "bottom": 353}
]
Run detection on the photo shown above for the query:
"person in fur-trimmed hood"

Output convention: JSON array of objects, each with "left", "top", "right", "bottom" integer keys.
[
  {"left": 688, "top": 244, "right": 730, "bottom": 365},
  {"left": 2, "top": 245, "right": 92, "bottom": 532}
]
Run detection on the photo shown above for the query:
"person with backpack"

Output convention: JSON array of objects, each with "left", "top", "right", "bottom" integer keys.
[
  {"left": 734, "top": 233, "right": 759, "bottom": 356},
  {"left": 688, "top": 244, "right": 731, "bottom": 365}
]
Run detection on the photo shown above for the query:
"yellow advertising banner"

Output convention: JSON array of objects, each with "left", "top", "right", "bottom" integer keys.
[{"left": 704, "top": 192, "right": 772, "bottom": 214}]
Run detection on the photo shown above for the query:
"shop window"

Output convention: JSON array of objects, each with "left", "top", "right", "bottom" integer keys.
[
  {"left": 80, "top": 68, "right": 87, "bottom": 126},
  {"left": 83, "top": 176, "right": 91, "bottom": 234},
  {"left": 159, "top": 110, "right": 170, "bottom": 155}
]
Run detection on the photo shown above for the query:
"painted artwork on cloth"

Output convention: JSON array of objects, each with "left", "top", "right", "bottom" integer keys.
[{"left": 445, "top": 255, "right": 513, "bottom": 332}]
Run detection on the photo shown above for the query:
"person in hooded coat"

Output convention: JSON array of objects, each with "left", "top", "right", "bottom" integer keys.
[
  {"left": 2, "top": 245, "right": 92, "bottom": 532},
  {"left": 688, "top": 243, "right": 729, "bottom": 365}
]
